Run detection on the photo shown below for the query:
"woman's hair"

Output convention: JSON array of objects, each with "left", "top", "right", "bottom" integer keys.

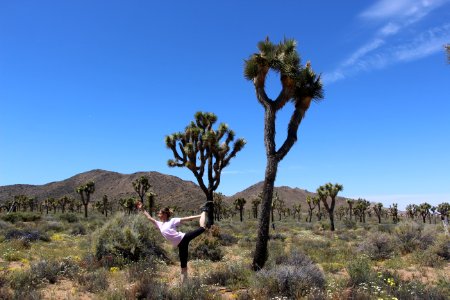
[{"left": 159, "top": 207, "right": 173, "bottom": 219}]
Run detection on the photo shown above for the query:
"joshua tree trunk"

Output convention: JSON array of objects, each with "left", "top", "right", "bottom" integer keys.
[{"left": 253, "top": 155, "right": 278, "bottom": 270}]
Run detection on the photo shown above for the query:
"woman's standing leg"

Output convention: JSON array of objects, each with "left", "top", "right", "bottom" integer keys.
[{"left": 178, "top": 211, "right": 207, "bottom": 283}]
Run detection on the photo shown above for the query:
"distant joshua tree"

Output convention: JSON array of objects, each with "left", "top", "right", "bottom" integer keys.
[
  {"left": 373, "top": 202, "right": 383, "bottom": 224},
  {"left": 320, "top": 183, "right": 344, "bottom": 231},
  {"left": 306, "top": 195, "right": 317, "bottom": 223},
  {"left": 418, "top": 202, "right": 432, "bottom": 224},
  {"left": 145, "top": 191, "right": 157, "bottom": 217},
  {"left": 292, "top": 203, "right": 301, "bottom": 221},
  {"left": 133, "top": 176, "right": 152, "bottom": 205},
  {"left": 76, "top": 181, "right": 95, "bottom": 218},
  {"left": 389, "top": 203, "right": 399, "bottom": 223},
  {"left": 245, "top": 37, "right": 323, "bottom": 270},
  {"left": 252, "top": 195, "right": 262, "bottom": 219},
  {"left": 166, "top": 112, "right": 245, "bottom": 227},
  {"left": 234, "top": 198, "right": 246, "bottom": 222}
]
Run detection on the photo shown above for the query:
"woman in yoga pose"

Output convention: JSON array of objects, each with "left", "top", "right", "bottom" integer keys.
[{"left": 136, "top": 201, "right": 208, "bottom": 282}]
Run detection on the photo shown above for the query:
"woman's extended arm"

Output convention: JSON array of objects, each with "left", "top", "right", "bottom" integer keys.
[
  {"left": 136, "top": 202, "right": 158, "bottom": 227},
  {"left": 179, "top": 215, "right": 202, "bottom": 223}
]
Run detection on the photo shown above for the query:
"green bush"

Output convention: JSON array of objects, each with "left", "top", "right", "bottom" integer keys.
[
  {"left": 70, "top": 223, "right": 87, "bottom": 235},
  {"left": 29, "top": 258, "right": 79, "bottom": 284},
  {"left": 59, "top": 213, "right": 79, "bottom": 223},
  {"left": 430, "top": 234, "right": 450, "bottom": 260},
  {"left": 346, "top": 256, "right": 374, "bottom": 286},
  {"left": 1, "top": 212, "right": 41, "bottom": 223},
  {"left": 190, "top": 233, "right": 223, "bottom": 262},
  {"left": 42, "top": 221, "right": 65, "bottom": 233},
  {"left": 92, "top": 212, "right": 168, "bottom": 265},
  {"left": 77, "top": 269, "right": 109, "bottom": 293},
  {"left": 204, "top": 261, "right": 251, "bottom": 288},
  {"left": 394, "top": 221, "right": 423, "bottom": 254},
  {"left": 4, "top": 229, "right": 50, "bottom": 243},
  {"left": 358, "top": 232, "right": 396, "bottom": 260},
  {"left": 253, "top": 250, "right": 325, "bottom": 298}
]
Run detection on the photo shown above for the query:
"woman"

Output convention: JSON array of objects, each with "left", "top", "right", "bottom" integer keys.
[{"left": 136, "top": 201, "right": 208, "bottom": 282}]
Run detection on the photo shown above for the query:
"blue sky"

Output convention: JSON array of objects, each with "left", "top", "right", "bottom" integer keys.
[{"left": 1, "top": 0, "right": 449, "bottom": 210}]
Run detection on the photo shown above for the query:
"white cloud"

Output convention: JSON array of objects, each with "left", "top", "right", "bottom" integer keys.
[
  {"left": 343, "top": 39, "right": 385, "bottom": 67},
  {"left": 360, "top": 0, "right": 448, "bottom": 21},
  {"left": 324, "top": 9, "right": 450, "bottom": 85},
  {"left": 222, "top": 169, "right": 258, "bottom": 175}
]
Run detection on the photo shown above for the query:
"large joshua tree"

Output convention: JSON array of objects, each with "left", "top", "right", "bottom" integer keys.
[
  {"left": 245, "top": 37, "right": 323, "bottom": 270},
  {"left": 76, "top": 181, "right": 95, "bottom": 218},
  {"left": 166, "top": 111, "right": 246, "bottom": 227}
]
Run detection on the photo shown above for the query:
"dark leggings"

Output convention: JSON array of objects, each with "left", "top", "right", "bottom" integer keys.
[{"left": 178, "top": 227, "right": 205, "bottom": 268}]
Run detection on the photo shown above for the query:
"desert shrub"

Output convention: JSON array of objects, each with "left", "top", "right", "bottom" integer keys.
[
  {"left": 218, "top": 232, "right": 238, "bottom": 246},
  {"left": 127, "top": 275, "right": 167, "bottom": 300},
  {"left": 418, "top": 226, "right": 438, "bottom": 249},
  {"left": 253, "top": 250, "right": 325, "bottom": 298},
  {"left": 4, "top": 229, "right": 50, "bottom": 243},
  {"left": 346, "top": 256, "right": 374, "bottom": 286},
  {"left": 321, "top": 262, "right": 344, "bottom": 273},
  {"left": 394, "top": 221, "right": 423, "bottom": 254},
  {"left": 391, "top": 279, "right": 449, "bottom": 300},
  {"left": 253, "top": 264, "right": 325, "bottom": 298},
  {"left": 1, "top": 212, "right": 41, "bottom": 223},
  {"left": 412, "top": 248, "right": 444, "bottom": 267},
  {"left": 237, "top": 236, "right": 253, "bottom": 248},
  {"left": 77, "top": 269, "right": 109, "bottom": 293},
  {"left": 269, "top": 233, "right": 286, "bottom": 241},
  {"left": 358, "top": 232, "right": 396, "bottom": 260},
  {"left": 204, "top": 261, "right": 251, "bottom": 288},
  {"left": 167, "top": 277, "right": 213, "bottom": 300},
  {"left": 9, "top": 274, "right": 41, "bottom": 300},
  {"left": 342, "top": 218, "right": 357, "bottom": 229},
  {"left": 376, "top": 223, "right": 396, "bottom": 233},
  {"left": 42, "top": 221, "right": 65, "bottom": 233},
  {"left": 0, "top": 220, "right": 12, "bottom": 232},
  {"left": 190, "top": 233, "right": 223, "bottom": 262},
  {"left": 337, "top": 230, "right": 357, "bottom": 241},
  {"left": 430, "top": 235, "right": 450, "bottom": 260},
  {"left": 70, "top": 223, "right": 87, "bottom": 235},
  {"left": 92, "top": 213, "right": 168, "bottom": 265},
  {"left": 30, "top": 259, "right": 74, "bottom": 284},
  {"left": 59, "top": 213, "right": 79, "bottom": 223}
]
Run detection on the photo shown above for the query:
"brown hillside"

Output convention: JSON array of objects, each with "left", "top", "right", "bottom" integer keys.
[{"left": 0, "top": 169, "right": 206, "bottom": 211}]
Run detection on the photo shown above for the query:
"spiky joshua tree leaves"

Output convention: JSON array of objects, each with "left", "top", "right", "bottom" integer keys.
[
  {"left": 245, "top": 37, "right": 323, "bottom": 270},
  {"left": 166, "top": 111, "right": 246, "bottom": 227},
  {"left": 76, "top": 181, "right": 95, "bottom": 218}
]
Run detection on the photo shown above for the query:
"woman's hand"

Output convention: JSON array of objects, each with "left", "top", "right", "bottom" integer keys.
[{"left": 136, "top": 201, "right": 143, "bottom": 210}]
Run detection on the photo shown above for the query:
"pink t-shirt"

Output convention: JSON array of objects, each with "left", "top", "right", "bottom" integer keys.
[{"left": 155, "top": 218, "right": 185, "bottom": 247}]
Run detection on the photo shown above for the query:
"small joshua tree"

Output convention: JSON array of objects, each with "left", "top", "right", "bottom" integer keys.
[
  {"left": 166, "top": 112, "right": 245, "bottom": 227},
  {"left": 389, "top": 203, "right": 399, "bottom": 224},
  {"left": 234, "top": 198, "right": 246, "bottom": 222},
  {"left": 373, "top": 202, "right": 383, "bottom": 224},
  {"left": 76, "top": 181, "right": 95, "bottom": 218},
  {"left": 306, "top": 195, "right": 317, "bottom": 223},
  {"left": 252, "top": 195, "right": 262, "bottom": 219},
  {"left": 145, "top": 191, "right": 156, "bottom": 217},
  {"left": 418, "top": 202, "right": 432, "bottom": 223},
  {"left": 132, "top": 176, "right": 152, "bottom": 204},
  {"left": 320, "top": 183, "right": 343, "bottom": 231}
]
